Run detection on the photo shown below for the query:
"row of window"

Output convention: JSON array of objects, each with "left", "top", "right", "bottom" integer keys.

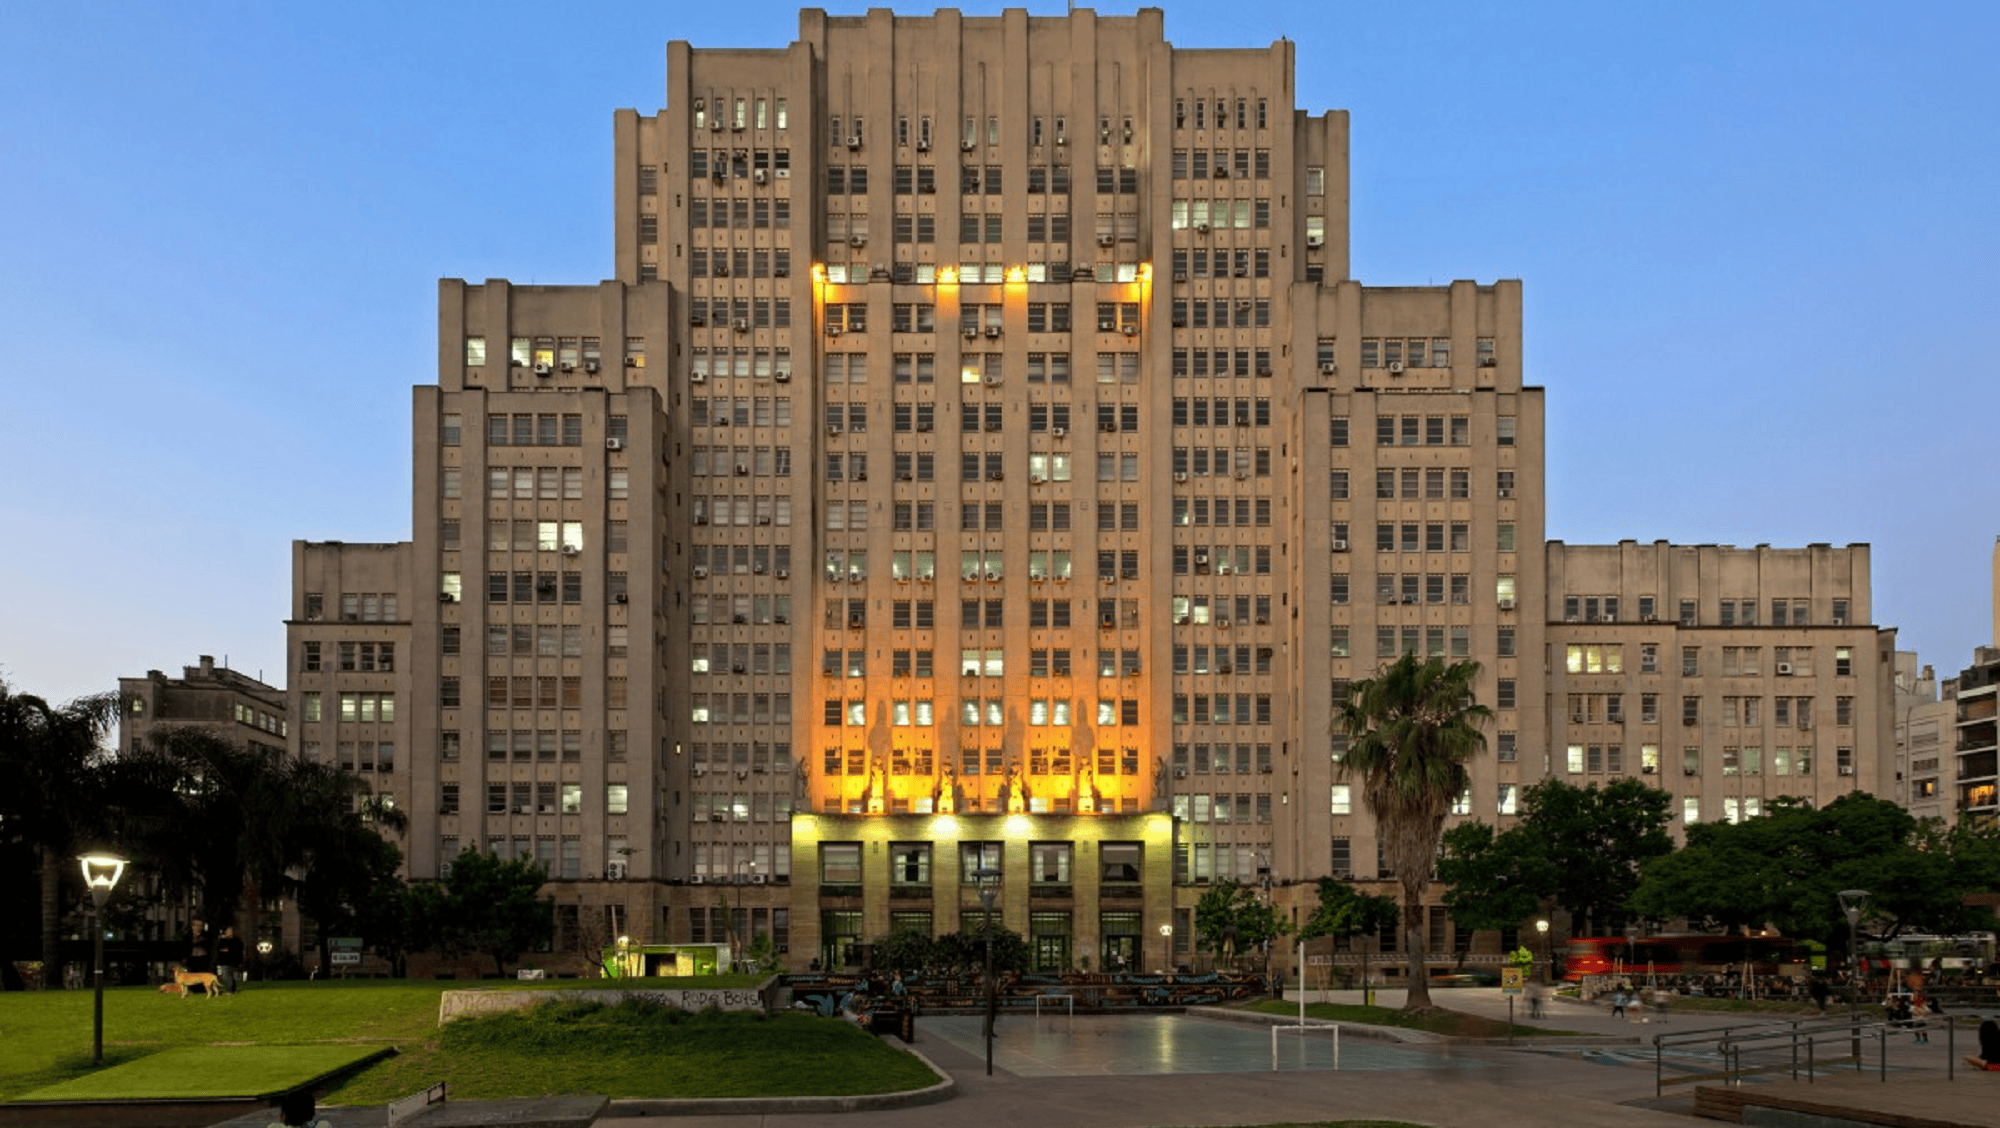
[
  {"left": 301, "top": 592, "right": 400, "bottom": 622},
  {"left": 233, "top": 703, "right": 287, "bottom": 735},
  {"left": 439, "top": 781, "right": 625, "bottom": 817},
  {"left": 1559, "top": 595, "right": 1855, "bottom": 629},
  {"left": 689, "top": 593, "right": 794, "bottom": 626},
  {"left": 435, "top": 729, "right": 627, "bottom": 762},
  {"left": 300, "top": 641, "right": 396, "bottom": 674},
  {"left": 299, "top": 692, "right": 395, "bottom": 724},
  {"left": 823, "top": 840, "right": 1147, "bottom": 887},
  {"left": 1169, "top": 792, "right": 1274, "bottom": 823},
  {"left": 690, "top": 792, "right": 799, "bottom": 823},
  {"left": 1172, "top": 743, "right": 1276, "bottom": 774},
  {"left": 689, "top": 694, "right": 794, "bottom": 725},
  {"left": 688, "top": 197, "right": 794, "bottom": 228},
  {"left": 463, "top": 336, "right": 636, "bottom": 371}
]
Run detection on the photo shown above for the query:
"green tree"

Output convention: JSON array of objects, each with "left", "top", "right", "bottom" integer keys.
[
  {"left": 1630, "top": 793, "right": 1983, "bottom": 961},
  {"left": 1193, "top": 878, "right": 1291, "bottom": 967},
  {"left": 436, "top": 851, "right": 555, "bottom": 976},
  {"left": 1300, "top": 877, "right": 1397, "bottom": 993},
  {"left": 1335, "top": 653, "right": 1490, "bottom": 1011},
  {"left": 0, "top": 684, "right": 117, "bottom": 989},
  {"left": 1435, "top": 821, "right": 1546, "bottom": 939},
  {"left": 868, "top": 928, "right": 940, "bottom": 973},
  {"left": 1437, "top": 779, "right": 1674, "bottom": 940}
]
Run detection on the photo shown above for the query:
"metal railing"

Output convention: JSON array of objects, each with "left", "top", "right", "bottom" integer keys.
[{"left": 1654, "top": 1010, "right": 2000, "bottom": 1096}]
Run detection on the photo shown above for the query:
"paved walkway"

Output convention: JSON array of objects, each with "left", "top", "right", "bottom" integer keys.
[{"left": 595, "top": 989, "right": 1996, "bottom": 1128}]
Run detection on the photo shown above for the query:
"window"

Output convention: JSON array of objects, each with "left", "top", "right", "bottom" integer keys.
[
  {"left": 890, "top": 842, "right": 931, "bottom": 886},
  {"left": 606, "top": 784, "right": 628, "bottom": 815},
  {"left": 821, "top": 843, "right": 862, "bottom": 884}
]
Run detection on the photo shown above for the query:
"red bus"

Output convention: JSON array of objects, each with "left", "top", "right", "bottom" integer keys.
[{"left": 1564, "top": 934, "right": 1805, "bottom": 981}]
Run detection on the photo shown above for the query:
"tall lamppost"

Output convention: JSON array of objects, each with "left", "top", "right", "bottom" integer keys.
[
  {"left": 1838, "top": 888, "right": 1868, "bottom": 1050},
  {"left": 1159, "top": 922, "right": 1174, "bottom": 975},
  {"left": 79, "top": 853, "right": 127, "bottom": 1066},
  {"left": 1535, "top": 919, "right": 1550, "bottom": 985},
  {"left": 973, "top": 866, "right": 1001, "bottom": 1076}
]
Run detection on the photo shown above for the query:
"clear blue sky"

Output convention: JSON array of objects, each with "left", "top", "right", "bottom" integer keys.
[{"left": 3, "top": 1, "right": 1995, "bottom": 705}]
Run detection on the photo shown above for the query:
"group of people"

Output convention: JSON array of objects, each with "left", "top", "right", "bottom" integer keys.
[{"left": 182, "top": 919, "right": 246, "bottom": 994}]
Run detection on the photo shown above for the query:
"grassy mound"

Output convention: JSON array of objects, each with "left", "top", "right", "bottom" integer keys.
[{"left": 324, "top": 998, "right": 939, "bottom": 1103}]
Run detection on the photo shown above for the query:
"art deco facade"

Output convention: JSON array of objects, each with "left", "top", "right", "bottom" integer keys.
[{"left": 285, "top": 8, "right": 1897, "bottom": 973}]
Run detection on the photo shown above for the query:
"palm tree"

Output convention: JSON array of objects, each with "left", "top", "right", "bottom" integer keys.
[
  {"left": 1335, "top": 653, "right": 1490, "bottom": 1011},
  {"left": 0, "top": 685, "right": 117, "bottom": 989}
]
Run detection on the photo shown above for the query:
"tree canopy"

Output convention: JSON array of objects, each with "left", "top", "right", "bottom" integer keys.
[
  {"left": 433, "top": 850, "right": 556, "bottom": 976},
  {"left": 1629, "top": 793, "right": 1997, "bottom": 957},
  {"left": 1192, "top": 878, "right": 1291, "bottom": 965},
  {"left": 1437, "top": 778, "right": 1674, "bottom": 937}
]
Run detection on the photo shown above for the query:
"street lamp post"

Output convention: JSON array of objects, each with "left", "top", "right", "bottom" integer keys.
[
  {"left": 1159, "top": 922, "right": 1173, "bottom": 975},
  {"left": 1838, "top": 888, "right": 1868, "bottom": 1054},
  {"left": 1535, "top": 919, "right": 1550, "bottom": 985},
  {"left": 79, "top": 854, "right": 127, "bottom": 1067},
  {"left": 973, "top": 866, "right": 1001, "bottom": 1076}
]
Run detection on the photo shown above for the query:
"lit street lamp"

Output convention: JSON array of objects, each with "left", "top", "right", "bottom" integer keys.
[
  {"left": 1159, "top": 922, "right": 1173, "bottom": 974},
  {"left": 1535, "top": 919, "right": 1550, "bottom": 985},
  {"left": 79, "top": 853, "right": 126, "bottom": 1066},
  {"left": 973, "top": 867, "right": 1001, "bottom": 1076}
]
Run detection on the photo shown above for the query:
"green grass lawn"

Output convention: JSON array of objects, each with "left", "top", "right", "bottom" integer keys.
[
  {"left": 1240, "top": 999, "right": 1584, "bottom": 1038},
  {"left": 0, "top": 975, "right": 929, "bottom": 1105},
  {"left": 18, "top": 1045, "right": 384, "bottom": 1101}
]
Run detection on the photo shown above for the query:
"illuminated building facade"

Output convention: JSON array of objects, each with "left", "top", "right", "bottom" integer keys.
[{"left": 285, "top": 7, "right": 1897, "bottom": 975}]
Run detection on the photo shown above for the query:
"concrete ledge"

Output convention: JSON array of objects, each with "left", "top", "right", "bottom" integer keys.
[
  {"left": 1185, "top": 1005, "right": 1639, "bottom": 1048},
  {"left": 603, "top": 1043, "right": 955, "bottom": 1117},
  {"left": 437, "top": 986, "right": 765, "bottom": 1025}
]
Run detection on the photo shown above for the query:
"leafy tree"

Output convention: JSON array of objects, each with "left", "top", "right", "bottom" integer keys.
[
  {"left": 1437, "top": 779, "right": 1674, "bottom": 939},
  {"left": 1335, "top": 653, "right": 1489, "bottom": 1011},
  {"left": 1300, "top": 877, "right": 1397, "bottom": 991},
  {"left": 1630, "top": 793, "right": 1985, "bottom": 961},
  {"left": 1436, "top": 822, "right": 1546, "bottom": 938},
  {"left": 435, "top": 851, "right": 555, "bottom": 976},
  {"left": 933, "top": 923, "right": 1031, "bottom": 975},
  {"left": 868, "top": 928, "right": 940, "bottom": 972},
  {"left": 0, "top": 685, "right": 117, "bottom": 989},
  {"left": 355, "top": 878, "right": 443, "bottom": 979},
  {"left": 1193, "top": 878, "right": 1291, "bottom": 966}
]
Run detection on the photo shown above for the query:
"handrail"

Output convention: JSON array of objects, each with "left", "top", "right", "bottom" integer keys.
[{"left": 1653, "top": 1015, "right": 1889, "bottom": 1097}]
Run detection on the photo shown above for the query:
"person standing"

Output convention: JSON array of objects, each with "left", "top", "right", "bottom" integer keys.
[
  {"left": 216, "top": 926, "right": 245, "bottom": 995},
  {"left": 1807, "top": 976, "right": 1830, "bottom": 1014},
  {"left": 187, "top": 919, "right": 213, "bottom": 973}
]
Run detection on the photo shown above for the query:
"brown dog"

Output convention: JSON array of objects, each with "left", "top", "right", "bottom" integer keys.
[{"left": 170, "top": 965, "right": 221, "bottom": 999}]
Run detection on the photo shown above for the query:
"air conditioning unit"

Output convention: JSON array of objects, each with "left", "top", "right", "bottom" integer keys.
[
  {"left": 1099, "top": 320, "right": 1117, "bottom": 332},
  {"left": 689, "top": 874, "right": 706, "bottom": 885},
  {"left": 1388, "top": 362, "right": 1406, "bottom": 375},
  {"left": 984, "top": 326, "right": 1001, "bottom": 338},
  {"left": 753, "top": 169, "right": 768, "bottom": 184},
  {"left": 1234, "top": 469, "right": 1249, "bottom": 480},
  {"left": 1173, "top": 272, "right": 1188, "bottom": 282},
  {"left": 1174, "top": 472, "right": 1189, "bottom": 483},
  {"left": 963, "top": 326, "right": 980, "bottom": 339},
  {"left": 1305, "top": 235, "right": 1324, "bottom": 248},
  {"left": 1216, "top": 618, "right": 1231, "bottom": 629},
  {"left": 533, "top": 362, "right": 553, "bottom": 376},
  {"left": 1030, "top": 474, "right": 1046, "bottom": 484},
  {"left": 775, "top": 370, "right": 791, "bottom": 383},
  {"left": 1331, "top": 539, "right": 1349, "bottom": 552},
  {"left": 827, "top": 424, "right": 843, "bottom": 435},
  {"left": 709, "top": 119, "right": 723, "bottom": 132},
  {"left": 916, "top": 140, "right": 930, "bottom": 153},
  {"left": 846, "top": 136, "right": 863, "bottom": 150},
  {"left": 562, "top": 545, "right": 580, "bottom": 556},
  {"left": 606, "top": 861, "right": 627, "bottom": 880},
  {"left": 827, "top": 325, "right": 843, "bottom": 338},
  {"left": 1173, "top": 768, "right": 1187, "bottom": 779},
  {"left": 1838, "top": 765, "right": 1854, "bottom": 776},
  {"left": 733, "top": 319, "right": 749, "bottom": 333},
  {"left": 1682, "top": 715, "right": 1699, "bottom": 726},
  {"left": 1052, "top": 426, "right": 1066, "bottom": 438},
  {"left": 776, "top": 568, "right": 789, "bottom": 580},
  {"left": 584, "top": 359, "right": 600, "bottom": 373},
  {"left": 690, "top": 371, "right": 706, "bottom": 384},
  {"left": 438, "top": 592, "right": 455, "bottom": 603},
  {"left": 515, "top": 805, "right": 533, "bottom": 815},
  {"left": 750, "top": 873, "right": 768, "bottom": 885},
  {"left": 1217, "top": 564, "right": 1233, "bottom": 576},
  {"left": 1318, "top": 363, "right": 1337, "bottom": 376},
  {"left": 961, "top": 139, "right": 977, "bottom": 152},
  {"left": 1497, "top": 488, "right": 1514, "bottom": 499},
  {"left": 615, "top": 593, "right": 629, "bottom": 604},
  {"left": 1123, "top": 326, "right": 1139, "bottom": 337},
  {"left": 693, "top": 566, "right": 708, "bottom": 579},
  {"left": 849, "top": 235, "right": 867, "bottom": 247},
  {"left": 1497, "top": 598, "right": 1515, "bottom": 610},
  {"left": 1777, "top": 662, "right": 1795, "bottom": 676},
  {"left": 983, "top": 373, "right": 1002, "bottom": 385},
  {"left": 1194, "top": 223, "right": 1209, "bottom": 234}
]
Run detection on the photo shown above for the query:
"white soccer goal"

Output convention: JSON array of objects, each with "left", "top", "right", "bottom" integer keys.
[
  {"left": 1033, "top": 993, "right": 1075, "bottom": 1023},
  {"left": 1271, "top": 1022, "right": 1340, "bottom": 1071}
]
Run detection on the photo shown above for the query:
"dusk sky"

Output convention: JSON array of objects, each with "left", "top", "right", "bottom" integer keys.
[{"left": 3, "top": 1, "right": 1995, "bottom": 707}]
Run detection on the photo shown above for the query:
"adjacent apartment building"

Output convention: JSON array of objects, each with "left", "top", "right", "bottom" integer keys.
[{"left": 285, "top": 7, "right": 1896, "bottom": 974}]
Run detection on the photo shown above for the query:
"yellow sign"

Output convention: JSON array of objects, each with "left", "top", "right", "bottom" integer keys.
[{"left": 1501, "top": 966, "right": 1525, "bottom": 995}]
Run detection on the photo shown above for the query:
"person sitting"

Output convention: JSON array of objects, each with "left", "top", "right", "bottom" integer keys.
[{"left": 1966, "top": 1018, "right": 2000, "bottom": 1072}]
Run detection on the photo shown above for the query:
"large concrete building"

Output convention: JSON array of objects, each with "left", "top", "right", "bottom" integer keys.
[{"left": 285, "top": 7, "right": 1897, "bottom": 974}]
